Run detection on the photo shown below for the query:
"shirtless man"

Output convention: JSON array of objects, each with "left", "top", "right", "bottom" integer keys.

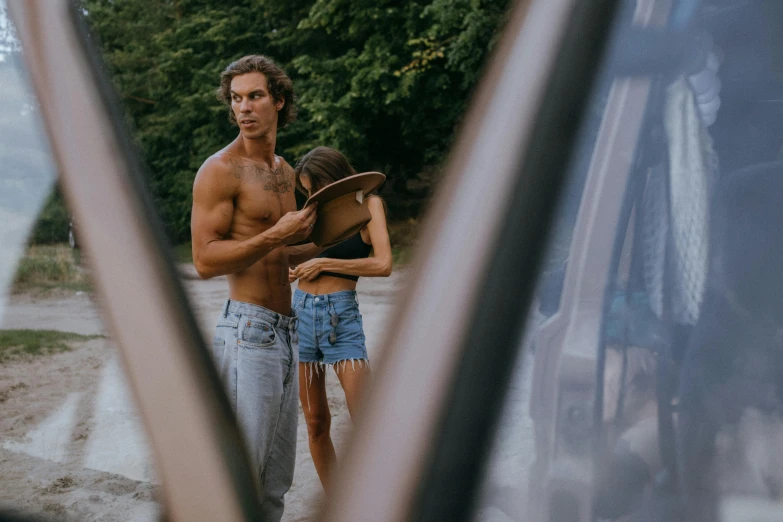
[{"left": 190, "top": 55, "right": 316, "bottom": 521}]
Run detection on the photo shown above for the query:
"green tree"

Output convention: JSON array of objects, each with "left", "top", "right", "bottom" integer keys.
[
  {"left": 270, "top": 0, "right": 511, "bottom": 216},
  {"left": 82, "top": 0, "right": 275, "bottom": 241},
  {"left": 81, "top": 0, "right": 511, "bottom": 241}
]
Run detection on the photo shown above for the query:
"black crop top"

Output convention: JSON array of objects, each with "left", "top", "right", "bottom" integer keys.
[{"left": 316, "top": 232, "right": 372, "bottom": 281}]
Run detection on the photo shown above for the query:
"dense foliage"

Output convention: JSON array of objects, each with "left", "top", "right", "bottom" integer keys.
[
  {"left": 29, "top": 188, "right": 70, "bottom": 244},
  {"left": 67, "top": 0, "right": 511, "bottom": 242}
]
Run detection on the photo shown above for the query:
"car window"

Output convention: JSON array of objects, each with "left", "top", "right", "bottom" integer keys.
[
  {"left": 475, "top": 0, "right": 783, "bottom": 521},
  {"left": 0, "top": 3, "right": 161, "bottom": 519}
]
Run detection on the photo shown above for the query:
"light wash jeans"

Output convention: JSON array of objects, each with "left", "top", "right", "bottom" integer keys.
[{"left": 212, "top": 299, "right": 299, "bottom": 522}]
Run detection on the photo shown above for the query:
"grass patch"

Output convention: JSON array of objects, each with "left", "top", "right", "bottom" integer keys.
[
  {"left": 24, "top": 281, "right": 93, "bottom": 293},
  {"left": 173, "top": 242, "right": 193, "bottom": 264},
  {"left": 0, "top": 329, "right": 103, "bottom": 363},
  {"left": 12, "top": 244, "right": 91, "bottom": 294}
]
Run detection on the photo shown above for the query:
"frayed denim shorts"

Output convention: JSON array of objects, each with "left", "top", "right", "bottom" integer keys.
[{"left": 292, "top": 288, "right": 368, "bottom": 366}]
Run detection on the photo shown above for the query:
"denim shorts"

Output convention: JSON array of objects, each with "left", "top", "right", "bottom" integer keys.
[{"left": 292, "top": 289, "right": 368, "bottom": 366}]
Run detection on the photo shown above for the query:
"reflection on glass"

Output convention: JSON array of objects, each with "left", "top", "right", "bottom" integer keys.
[
  {"left": 475, "top": 0, "right": 783, "bottom": 521},
  {"left": 0, "top": 4, "right": 159, "bottom": 520},
  {"left": 0, "top": 9, "right": 56, "bottom": 324}
]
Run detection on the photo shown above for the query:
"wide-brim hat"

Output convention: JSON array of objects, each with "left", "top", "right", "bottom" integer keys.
[{"left": 300, "top": 171, "right": 386, "bottom": 247}]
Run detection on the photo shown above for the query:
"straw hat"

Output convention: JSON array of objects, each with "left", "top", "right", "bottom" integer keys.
[{"left": 300, "top": 171, "right": 386, "bottom": 247}]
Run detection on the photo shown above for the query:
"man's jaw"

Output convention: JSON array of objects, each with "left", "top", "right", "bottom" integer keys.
[
  {"left": 238, "top": 116, "right": 262, "bottom": 138},
  {"left": 239, "top": 124, "right": 271, "bottom": 141}
]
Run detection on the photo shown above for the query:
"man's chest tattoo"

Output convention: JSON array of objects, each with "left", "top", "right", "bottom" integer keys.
[{"left": 230, "top": 159, "right": 292, "bottom": 194}]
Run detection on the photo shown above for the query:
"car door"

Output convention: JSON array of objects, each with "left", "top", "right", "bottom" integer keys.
[{"left": 10, "top": 0, "right": 783, "bottom": 522}]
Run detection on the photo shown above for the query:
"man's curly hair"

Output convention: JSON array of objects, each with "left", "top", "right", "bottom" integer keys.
[{"left": 217, "top": 55, "right": 297, "bottom": 129}]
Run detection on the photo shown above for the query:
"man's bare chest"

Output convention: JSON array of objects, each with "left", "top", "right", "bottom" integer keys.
[
  {"left": 230, "top": 158, "right": 296, "bottom": 225},
  {"left": 231, "top": 158, "right": 293, "bottom": 194}
]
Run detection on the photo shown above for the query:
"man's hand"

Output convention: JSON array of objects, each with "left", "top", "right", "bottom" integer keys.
[
  {"left": 289, "top": 267, "right": 298, "bottom": 283},
  {"left": 293, "top": 258, "right": 323, "bottom": 281},
  {"left": 273, "top": 203, "right": 318, "bottom": 245}
]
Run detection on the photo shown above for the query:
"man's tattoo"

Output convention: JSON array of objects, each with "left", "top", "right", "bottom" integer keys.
[{"left": 231, "top": 159, "right": 292, "bottom": 193}]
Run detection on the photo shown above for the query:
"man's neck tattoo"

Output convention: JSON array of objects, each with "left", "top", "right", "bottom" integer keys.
[{"left": 230, "top": 158, "right": 292, "bottom": 194}]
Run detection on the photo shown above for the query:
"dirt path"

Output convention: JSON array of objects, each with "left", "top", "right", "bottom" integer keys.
[{"left": 0, "top": 265, "right": 405, "bottom": 521}]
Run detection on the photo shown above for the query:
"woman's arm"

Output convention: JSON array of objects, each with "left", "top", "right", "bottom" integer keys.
[{"left": 292, "top": 197, "right": 393, "bottom": 281}]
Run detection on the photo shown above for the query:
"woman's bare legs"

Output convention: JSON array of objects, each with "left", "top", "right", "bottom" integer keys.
[
  {"left": 298, "top": 362, "right": 336, "bottom": 492},
  {"left": 334, "top": 360, "right": 371, "bottom": 421},
  {"left": 300, "top": 360, "right": 371, "bottom": 492}
]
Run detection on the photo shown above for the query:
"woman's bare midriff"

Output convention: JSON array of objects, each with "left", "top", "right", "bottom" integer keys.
[
  {"left": 228, "top": 248, "right": 293, "bottom": 316},
  {"left": 297, "top": 274, "right": 357, "bottom": 296},
  {"left": 297, "top": 227, "right": 369, "bottom": 295}
]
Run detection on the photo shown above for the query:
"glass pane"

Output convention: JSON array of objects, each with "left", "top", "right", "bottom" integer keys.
[
  {"left": 475, "top": 0, "right": 783, "bottom": 521},
  {"left": 0, "top": 4, "right": 160, "bottom": 520}
]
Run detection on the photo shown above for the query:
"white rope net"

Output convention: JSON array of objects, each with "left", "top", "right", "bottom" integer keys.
[{"left": 642, "top": 76, "right": 717, "bottom": 326}]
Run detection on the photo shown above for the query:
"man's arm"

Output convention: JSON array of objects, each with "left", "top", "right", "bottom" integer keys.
[
  {"left": 285, "top": 243, "right": 325, "bottom": 266},
  {"left": 190, "top": 157, "right": 317, "bottom": 279},
  {"left": 281, "top": 157, "right": 326, "bottom": 266}
]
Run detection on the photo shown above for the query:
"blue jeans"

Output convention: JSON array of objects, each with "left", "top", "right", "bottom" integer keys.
[
  {"left": 293, "top": 289, "right": 369, "bottom": 368},
  {"left": 212, "top": 299, "right": 299, "bottom": 522}
]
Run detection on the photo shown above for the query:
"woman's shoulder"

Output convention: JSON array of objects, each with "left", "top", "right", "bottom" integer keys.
[{"left": 366, "top": 194, "right": 386, "bottom": 211}]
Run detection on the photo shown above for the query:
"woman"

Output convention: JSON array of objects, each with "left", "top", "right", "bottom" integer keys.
[{"left": 289, "top": 146, "right": 392, "bottom": 492}]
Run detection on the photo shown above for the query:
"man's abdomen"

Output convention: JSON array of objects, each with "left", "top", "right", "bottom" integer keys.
[{"left": 228, "top": 254, "right": 292, "bottom": 316}]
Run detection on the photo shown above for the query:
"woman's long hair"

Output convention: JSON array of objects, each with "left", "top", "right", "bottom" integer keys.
[
  {"left": 294, "top": 146, "right": 356, "bottom": 195},
  {"left": 294, "top": 146, "right": 388, "bottom": 217}
]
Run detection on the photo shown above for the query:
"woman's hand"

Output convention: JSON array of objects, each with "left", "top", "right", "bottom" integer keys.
[
  {"left": 293, "top": 258, "right": 324, "bottom": 281},
  {"left": 289, "top": 267, "right": 299, "bottom": 283}
]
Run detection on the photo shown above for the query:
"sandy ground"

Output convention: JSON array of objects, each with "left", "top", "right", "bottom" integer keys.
[
  {"left": 0, "top": 264, "right": 538, "bottom": 521},
  {"left": 0, "top": 265, "right": 406, "bottom": 521}
]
